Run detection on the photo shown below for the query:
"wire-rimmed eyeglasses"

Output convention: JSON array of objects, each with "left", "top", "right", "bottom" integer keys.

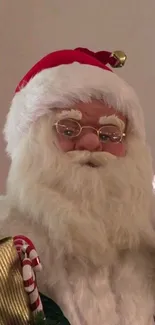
[{"left": 54, "top": 118, "right": 126, "bottom": 143}]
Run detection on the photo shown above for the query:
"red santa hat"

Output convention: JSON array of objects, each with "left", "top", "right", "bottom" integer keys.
[{"left": 4, "top": 47, "right": 145, "bottom": 158}]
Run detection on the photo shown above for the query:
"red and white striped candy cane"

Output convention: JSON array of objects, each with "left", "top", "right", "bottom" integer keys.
[
  {"left": 22, "top": 257, "right": 36, "bottom": 294},
  {"left": 14, "top": 235, "right": 42, "bottom": 272},
  {"left": 13, "top": 235, "right": 44, "bottom": 316}
]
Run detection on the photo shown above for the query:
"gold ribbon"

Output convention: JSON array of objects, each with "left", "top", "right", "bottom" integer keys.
[{"left": 0, "top": 237, "right": 31, "bottom": 325}]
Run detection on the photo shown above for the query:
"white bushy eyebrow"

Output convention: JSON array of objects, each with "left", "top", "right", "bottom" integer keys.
[
  {"left": 56, "top": 109, "right": 82, "bottom": 121},
  {"left": 99, "top": 115, "right": 125, "bottom": 132}
]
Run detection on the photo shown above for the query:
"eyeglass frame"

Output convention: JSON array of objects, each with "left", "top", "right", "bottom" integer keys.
[{"left": 54, "top": 118, "right": 126, "bottom": 144}]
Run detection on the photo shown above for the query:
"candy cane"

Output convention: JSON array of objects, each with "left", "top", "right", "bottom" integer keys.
[
  {"left": 22, "top": 257, "right": 35, "bottom": 293},
  {"left": 13, "top": 235, "right": 44, "bottom": 317},
  {"left": 14, "top": 235, "right": 42, "bottom": 271}
]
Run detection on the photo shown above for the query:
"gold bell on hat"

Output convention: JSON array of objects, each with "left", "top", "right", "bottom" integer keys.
[{"left": 111, "top": 50, "right": 127, "bottom": 68}]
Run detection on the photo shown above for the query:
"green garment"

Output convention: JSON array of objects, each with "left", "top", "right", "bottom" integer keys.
[{"left": 40, "top": 293, "right": 70, "bottom": 325}]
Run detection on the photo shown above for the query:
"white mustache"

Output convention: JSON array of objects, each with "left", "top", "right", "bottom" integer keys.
[{"left": 67, "top": 151, "right": 117, "bottom": 166}]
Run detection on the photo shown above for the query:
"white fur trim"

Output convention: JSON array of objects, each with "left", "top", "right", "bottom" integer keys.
[{"left": 4, "top": 63, "right": 145, "bottom": 158}]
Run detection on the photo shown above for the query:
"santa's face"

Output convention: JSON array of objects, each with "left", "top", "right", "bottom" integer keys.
[
  {"left": 7, "top": 99, "right": 154, "bottom": 255},
  {"left": 54, "top": 100, "right": 127, "bottom": 158}
]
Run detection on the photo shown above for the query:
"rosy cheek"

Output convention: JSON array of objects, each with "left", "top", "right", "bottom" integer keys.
[
  {"left": 102, "top": 143, "right": 126, "bottom": 157},
  {"left": 56, "top": 135, "right": 75, "bottom": 152}
]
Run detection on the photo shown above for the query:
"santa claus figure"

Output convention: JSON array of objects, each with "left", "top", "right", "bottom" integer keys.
[{"left": 1, "top": 47, "right": 155, "bottom": 325}]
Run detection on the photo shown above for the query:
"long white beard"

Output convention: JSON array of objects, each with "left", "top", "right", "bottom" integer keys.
[{"left": 7, "top": 128, "right": 155, "bottom": 264}]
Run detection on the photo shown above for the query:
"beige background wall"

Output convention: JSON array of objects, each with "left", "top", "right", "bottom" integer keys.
[{"left": 0, "top": 0, "right": 155, "bottom": 193}]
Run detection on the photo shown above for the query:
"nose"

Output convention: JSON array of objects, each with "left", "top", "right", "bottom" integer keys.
[{"left": 75, "top": 133, "right": 102, "bottom": 152}]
